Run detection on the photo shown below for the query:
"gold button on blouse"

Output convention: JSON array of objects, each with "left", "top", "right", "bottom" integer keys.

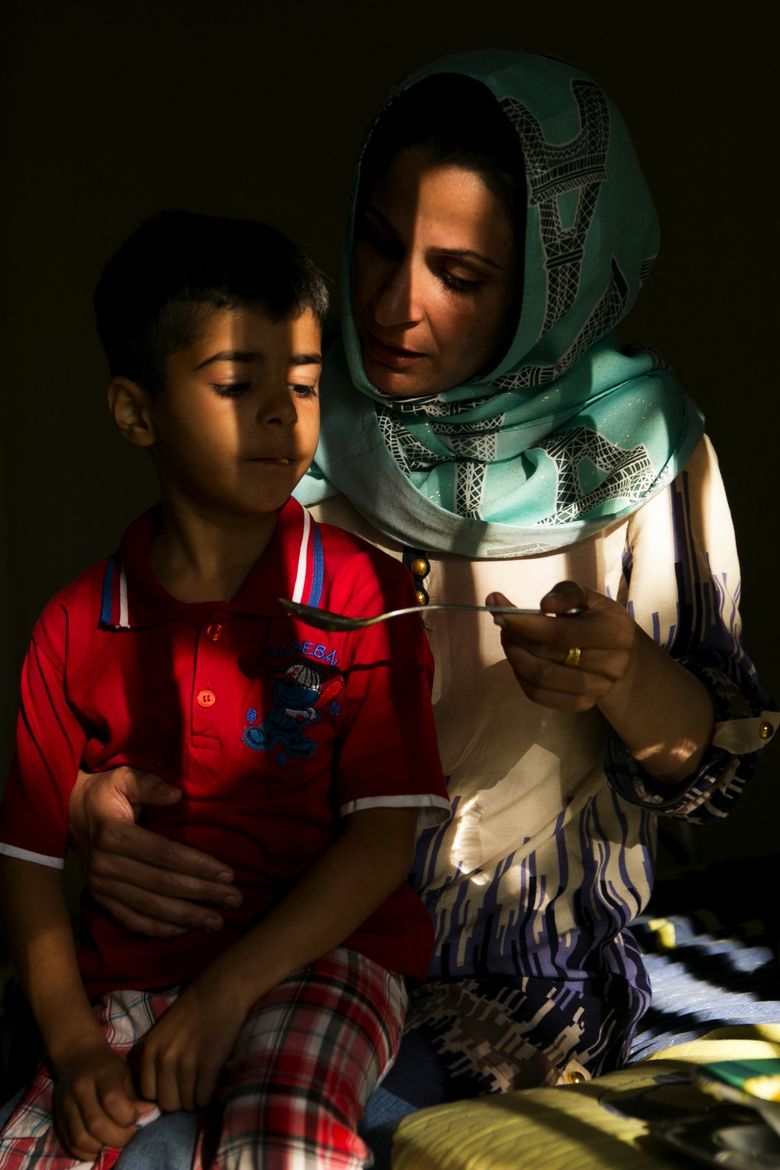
[
  {"left": 410, "top": 557, "right": 430, "bottom": 579},
  {"left": 415, "top": 589, "right": 428, "bottom": 606},
  {"left": 759, "top": 721, "right": 774, "bottom": 740}
]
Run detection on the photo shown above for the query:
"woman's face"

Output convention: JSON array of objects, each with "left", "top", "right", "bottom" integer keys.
[{"left": 352, "top": 147, "right": 518, "bottom": 398}]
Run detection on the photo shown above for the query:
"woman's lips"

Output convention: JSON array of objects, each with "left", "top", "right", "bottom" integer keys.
[{"left": 364, "top": 331, "right": 427, "bottom": 370}]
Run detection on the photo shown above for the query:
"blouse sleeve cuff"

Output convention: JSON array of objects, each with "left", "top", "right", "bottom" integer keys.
[{"left": 604, "top": 661, "right": 778, "bottom": 819}]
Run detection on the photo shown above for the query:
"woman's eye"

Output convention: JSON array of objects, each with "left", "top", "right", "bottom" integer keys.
[
  {"left": 289, "top": 383, "right": 319, "bottom": 399},
  {"left": 358, "top": 217, "right": 402, "bottom": 260},
  {"left": 439, "top": 269, "right": 482, "bottom": 294},
  {"left": 211, "top": 381, "right": 251, "bottom": 398}
]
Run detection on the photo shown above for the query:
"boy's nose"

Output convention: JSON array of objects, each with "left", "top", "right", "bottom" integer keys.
[{"left": 257, "top": 386, "right": 297, "bottom": 427}]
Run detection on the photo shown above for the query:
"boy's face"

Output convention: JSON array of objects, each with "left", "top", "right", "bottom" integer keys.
[{"left": 147, "top": 306, "right": 321, "bottom": 521}]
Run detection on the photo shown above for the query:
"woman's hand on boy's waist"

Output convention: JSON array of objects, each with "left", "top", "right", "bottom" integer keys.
[{"left": 68, "top": 766, "right": 243, "bottom": 936}]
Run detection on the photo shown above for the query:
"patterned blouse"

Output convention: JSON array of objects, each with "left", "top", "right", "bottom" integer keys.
[{"left": 310, "top": 435, "right": 778, "bottom": 1079}]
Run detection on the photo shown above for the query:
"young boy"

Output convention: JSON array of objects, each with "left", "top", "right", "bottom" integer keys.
[{"left": 0, "top": 210, "right": 449, "bottom": 1169}]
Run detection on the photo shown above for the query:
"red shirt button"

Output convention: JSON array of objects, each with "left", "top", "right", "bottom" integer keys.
[
  {"left": 206, "top": 623, "right": 223, "bottom": 641},
  {"left": 197, "top": 689, "right": 216, "bottom": 708}
]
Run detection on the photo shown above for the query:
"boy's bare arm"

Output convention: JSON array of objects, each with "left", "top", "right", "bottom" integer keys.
[
  {"left": 0, "top": 857, "right": 151, "bottom": 1158},
  {"left": 140, "top": 805, "right": 419, "bottom": 1111}
]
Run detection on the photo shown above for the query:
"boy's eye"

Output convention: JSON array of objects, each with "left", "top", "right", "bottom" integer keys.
[
  {"left": 288, "top": 383, "right": 319, "bottom": 399},
  {"left": 211, "top": 382, "right": 251, "bottom": 398}
]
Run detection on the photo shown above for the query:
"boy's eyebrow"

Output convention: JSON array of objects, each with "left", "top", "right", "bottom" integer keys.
[
  {"left": 195, "top": 349, "right": 262, "bottom": 369},
  {"left": 195, "top": 350, "right": 322, "bottom": 369}
]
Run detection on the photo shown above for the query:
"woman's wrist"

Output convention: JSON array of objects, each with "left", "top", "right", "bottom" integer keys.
[{"left": 597, "top": 626, "right": 714, "bottom": 784}]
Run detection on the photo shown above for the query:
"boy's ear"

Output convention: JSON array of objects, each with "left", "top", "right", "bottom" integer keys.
[{"left": 108, "top": 377, "right": 156, "bottom": 447}]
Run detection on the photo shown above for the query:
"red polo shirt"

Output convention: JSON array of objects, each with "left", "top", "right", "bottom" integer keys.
[{"left": 0, "top": 499, "right": 449, "bottom": 992}]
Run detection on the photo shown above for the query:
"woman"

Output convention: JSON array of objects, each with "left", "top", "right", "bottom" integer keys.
[{"left": 61, "top": 49, "right": 775, "bottom": 1161}]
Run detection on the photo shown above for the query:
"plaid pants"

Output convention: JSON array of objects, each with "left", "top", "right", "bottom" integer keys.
[{"left": 0, "top": 948, "right": 406, "bottom": 1170}]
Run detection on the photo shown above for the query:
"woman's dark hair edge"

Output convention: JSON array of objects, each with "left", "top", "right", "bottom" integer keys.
[{"left": 358, "top": 74, "right": 527, "bottom": 234}]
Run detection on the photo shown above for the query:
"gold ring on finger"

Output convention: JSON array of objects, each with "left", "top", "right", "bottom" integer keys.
[{"left": 564, "top": 646, "right": 582, "bottom": 669}]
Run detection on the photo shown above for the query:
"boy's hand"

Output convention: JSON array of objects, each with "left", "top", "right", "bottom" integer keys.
[
  {"left": 68, "top": 766, "right": 242, "bottom": 936},
  {"left": 140, "top": 806, "right": 424, "bottom": 1114},
  {"left": 140, "top": 969, "right": 248, "bottom": 1112},
  {"left": 54, "top": 1045, "right": 153, "bottom": 1160}
]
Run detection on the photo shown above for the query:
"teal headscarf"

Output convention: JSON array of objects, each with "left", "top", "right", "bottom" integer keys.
[{"left": 296, "top": 50, "right": 704, "bottom": 557}]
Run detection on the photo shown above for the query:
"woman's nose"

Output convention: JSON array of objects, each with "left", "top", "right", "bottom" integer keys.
[{"left": 372, "top": 261, "right": 423, "bottom": 329}]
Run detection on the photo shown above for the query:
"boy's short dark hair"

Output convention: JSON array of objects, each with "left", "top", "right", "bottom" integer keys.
[{"left": 94, "top": 209, "right": 330, "bottom": 394}]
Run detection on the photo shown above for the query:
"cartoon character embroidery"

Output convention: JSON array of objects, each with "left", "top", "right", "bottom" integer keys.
[{"left": 243, "top": 661, "right": 343, "bottom": 764}]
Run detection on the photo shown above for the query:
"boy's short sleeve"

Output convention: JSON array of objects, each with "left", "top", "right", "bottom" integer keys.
[
  {"left": 321, "top": 542, "right": 449, "bottom": 831},
  {"left": 0, "top": 604, "right": 86, "bottom": 867}
]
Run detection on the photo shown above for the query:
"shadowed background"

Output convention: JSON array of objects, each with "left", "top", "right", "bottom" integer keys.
[{"left": 1, "top": 0, "right": 776, "bottom": 857}]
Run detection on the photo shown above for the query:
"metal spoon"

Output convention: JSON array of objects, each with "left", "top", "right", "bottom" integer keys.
[{"left": 279, "top": 597, "right": 586, "bottom": 632}]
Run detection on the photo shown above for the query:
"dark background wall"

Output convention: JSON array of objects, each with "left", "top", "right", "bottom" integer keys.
[{"left": 2, "top": 1, "right": 777, "bottom": 857}]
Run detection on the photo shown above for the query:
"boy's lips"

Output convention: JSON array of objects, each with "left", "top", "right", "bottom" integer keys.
[{"left": 364, "top": 331, "right": 428, "bottom": 370}]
